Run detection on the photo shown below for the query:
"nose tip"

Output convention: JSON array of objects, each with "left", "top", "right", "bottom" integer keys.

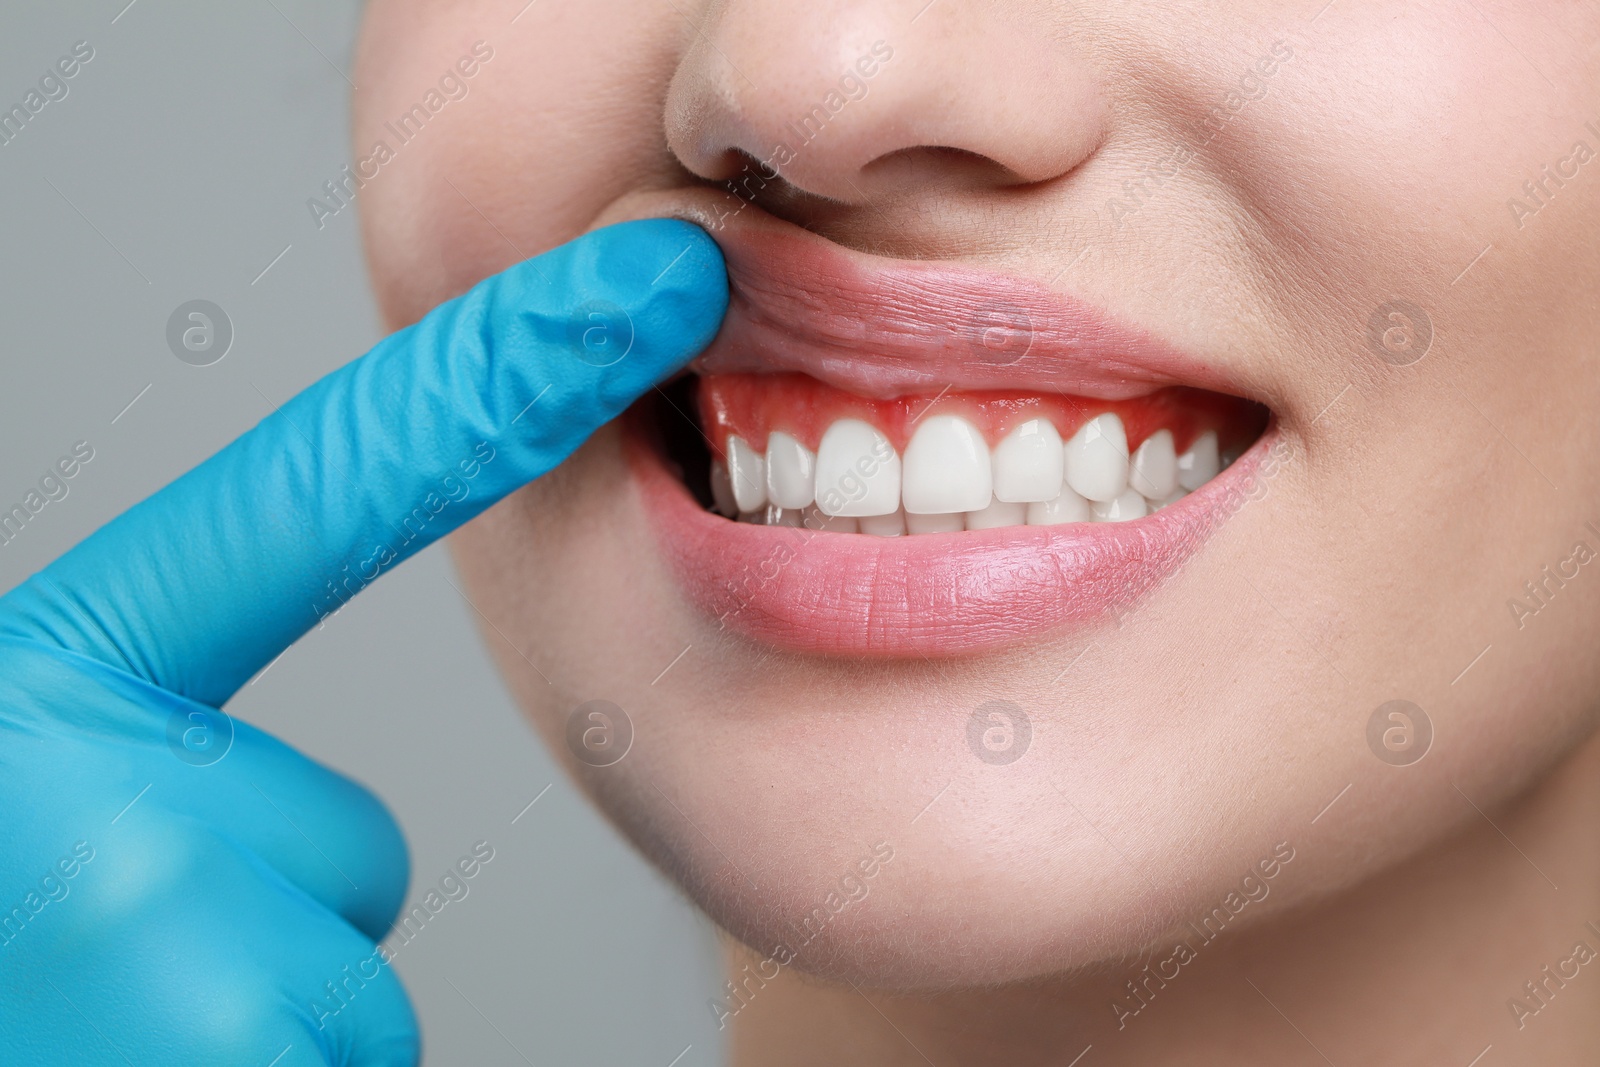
[{"left": 664, "top": 4, "right": 1107, "bottom": 205}]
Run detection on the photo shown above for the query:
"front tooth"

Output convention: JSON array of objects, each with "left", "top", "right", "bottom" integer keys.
[
  {"left": 902, "top": 414, "right": 992, "bottom": 514},
  {"left": 965, "top": 499, "right": 1027, "bottom": 530},
  {"left": 1128, "top": 429, "right": 1178, "bottom": 499},
  {"left": 814, "top": 419, "right": 901, "bottom": 517},
  {"left": 1176, "top": 430, "right": 1220, "bottom": 491},
  {"left": 859, "top": 510, "right": 906, "bottom": 537},
  {"left": 727, "top": 436, "right": 767, "bottom": 512},
  {"left": 1091, "top": 489, "right": 1148, "bottom": 522},
  {"left": 766, "top": 505, "right": 805, "bottom": 527},
  {"left": 992, "top": 418, "right": 1065, "bottom": 503},
  {"left": 1026, "top": 487, "right": 1091, "bottom": 525},
  {"left": 765, "top": 431, "right": 816, "bottom": 509},
  {"left": 710, "top": 460, "right": 738, "bottom": 517},
  {"left": 1064, "top": 413, "right": 1129, "bottom": 503},
  {"left": 905, "top": 512, "right": 964, "bottom": 534}
]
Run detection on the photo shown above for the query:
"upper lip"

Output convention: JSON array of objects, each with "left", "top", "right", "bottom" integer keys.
[{"left": 615, "top": 190, "right": 1249, "bottom": 402}]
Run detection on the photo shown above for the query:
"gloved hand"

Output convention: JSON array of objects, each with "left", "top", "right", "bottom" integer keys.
[{"left": 0, "top": 219, "right": 727, "bottom": 1066}]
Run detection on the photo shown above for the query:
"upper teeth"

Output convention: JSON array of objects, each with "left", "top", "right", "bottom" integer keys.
[
  {"left": 992, "top": 418, "right": 1063, "bottom": 503},
  {"left": 713, "top": 414, "right": 1227, "bottom": 534},
  {"left": 765, "top": 431, "right": 816, "bottom": 509},
  {"left": 726, "top": 434, "right": 768, "bottom": 512},
  {"left": 1128, "top": 429, "right": 1178, "bottom": 499},
  {"left": 902, "top": 415, "right": 992, "bottom": 514},
  {"left": 1062, "top": 412, "right": 1129, "bottom": 503},
  {"left": 1176, "top": 429, "right": 1220, "bottom": 490}
]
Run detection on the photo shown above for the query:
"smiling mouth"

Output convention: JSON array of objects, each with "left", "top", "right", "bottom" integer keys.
[
  {"left": 657, "top": 372, "right": 1265, "bottom": 535},
  {"left": 612, "top": 197, "right": 1277, "bottom": 656}
]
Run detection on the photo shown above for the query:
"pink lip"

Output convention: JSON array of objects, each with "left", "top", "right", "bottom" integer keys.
[
  {"left": 689, "top": 208, "right": 1247, "bottom": 401},
  {"left": 632, "top": 419, "right": 1272, "bottom": 657},
  {"left": 612, "top": 200, "right": 1271, "bottom": 656}
]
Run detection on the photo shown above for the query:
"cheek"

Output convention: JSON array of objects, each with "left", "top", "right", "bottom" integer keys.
[
  {"left": 449, "top": 427, "right": 692, "bottom": 739},
  {"left": 355, "top": 0, "right": 687, "bottom": 329}
]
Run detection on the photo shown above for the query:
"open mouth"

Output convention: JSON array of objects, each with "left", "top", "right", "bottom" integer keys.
[
  {"left": 655, "top": 372, "right": 1265, "bottom": 534},
  {"left": 612, "top": 196, "right": 1277, "bottom": 656}
]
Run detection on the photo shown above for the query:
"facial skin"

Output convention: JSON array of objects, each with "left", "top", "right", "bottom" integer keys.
[{"left": 352, "top": 1, "right": 1600, "bottom": 1062}]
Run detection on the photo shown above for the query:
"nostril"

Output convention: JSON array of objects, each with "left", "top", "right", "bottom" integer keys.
[
  {"left": 706, "top": 145, "right": 1029, "bottom": 213},
  {"left": 862, "top": 144, "right": 1035, "bottom": 191},
  {"left": 693, "top": 150, "right": 831, "bottom": 229},
  {"left": 715, "top": 149, "right": 789, "bottom": 202}
]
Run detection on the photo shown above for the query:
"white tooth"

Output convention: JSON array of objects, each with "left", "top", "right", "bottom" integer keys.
[
  {"left": 1091, "top": 489, "right": 1148, "bottom": 522},
  {"left": 1146, "top": 487, "right": 1187, "bottom": 512},
  {"left": 1026, "top": 487, "right": 1091, "bottom": 526},
  {"left": 1176, "top": 430, "right": 1220, "bottom": 491},
  {"left": 1128, "top": 429, "right": 1178, "bottom": 499},
  {"left": 802, "top": 505, "right": 858, "bottom": 533},
  {"left": 859, "top": 510, "right": 906, "bottom": 537},
  {"left": 814, "top": 419, "right": 901, "bottom": 517},
  {"left": 710, "top": 460, "right": 738, "bottom": 517},
  {"left": 1063, "top": 413, "right": 1129, "bottom": 503},
  {"left": 765, "top": 431, "right": 816, "bottom": 509},
  {"left": 992, "top": 418, "right": 1064, "bottom": 503},
  {"left": 965, "top": 499, "right": 1027, "bottom": 530},
  {"left": 905, "top": 512, "right": 965, "bottom": 534},
  {"left": 766, "top": 505, "right": 805, "bottom": 527},
  {"left": 727, "top": 436, "right": 767, "bottom": 512},
  {"left": 902, "top": 414, "right": 992, "bottom": 514}
]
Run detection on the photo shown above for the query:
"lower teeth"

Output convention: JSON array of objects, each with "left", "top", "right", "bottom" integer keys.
[{"left": 728, "top": 482, "right": 1197, "bottom": 535}]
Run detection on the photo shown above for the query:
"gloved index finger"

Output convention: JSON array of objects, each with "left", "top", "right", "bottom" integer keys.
[{"left": 0, "top": 219, "right": 728, "bottom": 707}]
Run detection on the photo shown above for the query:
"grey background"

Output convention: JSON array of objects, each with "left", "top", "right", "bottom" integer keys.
[{"left": 0, "top": 3, "right": 724, "bottom": 1063}]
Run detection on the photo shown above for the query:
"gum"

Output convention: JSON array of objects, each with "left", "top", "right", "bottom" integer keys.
[{"left": 697, "top": 373, "right": 1264, "bottom": 458}]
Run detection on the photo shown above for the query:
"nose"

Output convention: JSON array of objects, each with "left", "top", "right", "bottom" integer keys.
[{"left": 663, "top": 0, "right": 1107, "bottom": 204}]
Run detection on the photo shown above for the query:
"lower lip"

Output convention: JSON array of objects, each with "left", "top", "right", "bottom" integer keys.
[{"left": 629, "top": 415, "right": 1276, "bottom": 658}]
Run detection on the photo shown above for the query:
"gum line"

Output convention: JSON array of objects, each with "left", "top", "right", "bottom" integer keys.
[{"left": 697, "top": 373, "right": 1258, "bottom": 458}]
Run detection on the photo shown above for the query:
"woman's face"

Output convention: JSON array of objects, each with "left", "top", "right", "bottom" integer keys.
[{"left": 353, "top": 0, "right": 1600, "bottom": 989}]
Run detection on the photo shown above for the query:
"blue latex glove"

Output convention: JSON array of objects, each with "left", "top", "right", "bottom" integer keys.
[{"left": 0, "top": 219, "right": 727, "bottom": 1065}]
